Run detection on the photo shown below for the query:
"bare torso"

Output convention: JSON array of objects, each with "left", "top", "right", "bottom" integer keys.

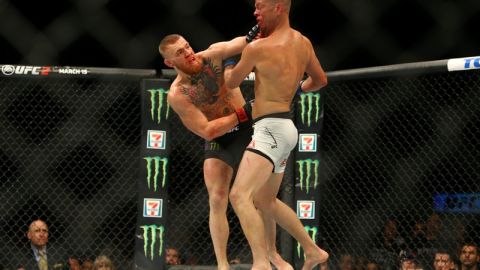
[
  {"left": 171, "top": 50, "right": 245, "bottom": 120},
  {"left": 251, "top": 27, "right": 311, "bottom": 118}
]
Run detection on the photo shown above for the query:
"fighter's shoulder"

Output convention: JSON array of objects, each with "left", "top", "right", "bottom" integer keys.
[
  {"left": 242, "top": 38, "right": 265, "bottom": 55},
  {"left": 199, "top": 46, "right": 223, "bottom": 62},
  {"left": 167, "top": 81, "right": 185, "bottom": 102},
  {"left": 204, "top": 42, "right": 224, "bottom": 55},
  {"left": 297, "top": 31, "right": 314, "bottom": 48}
]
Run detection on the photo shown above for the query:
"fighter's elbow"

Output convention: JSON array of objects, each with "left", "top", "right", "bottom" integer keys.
[
  {"left": 202, "top": 127, "right": 219, "bottom": 141},
  {"left": 321, "top": 76, "right": 328, "bottom": 88},
  {"left": 308, "top": 77, "right": 327, "bottom": 92},
  {"left": 198, "top": 130, "right": 214, "bottom": 141},
  {"left": 314, "top": 75, "right": 328, "bottom": 90}
]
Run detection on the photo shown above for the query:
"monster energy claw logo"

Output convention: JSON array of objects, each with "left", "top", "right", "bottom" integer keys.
[
  {"left": 209, "top": 142, "right": 220, "bottom": 151},
  {"left": 296, "top": 159, "right": 319, "bottom": 194},
  {"left": 144, "top": 156, "right": 168, "bottom": 191},
  {"left": 140, "top": 224, "right": 164, "bottom": 260},
  {"left": 297, "top": 226, "right": 318, "bottom": 258},
  {"left": 148, "top": 88, "right": 170, "bottom": 124},
  {"left": 299, "top": 92, "right": 321, "bottom": 127}
]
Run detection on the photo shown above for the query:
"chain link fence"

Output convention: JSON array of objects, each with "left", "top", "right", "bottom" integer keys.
[
  {"left": 1, "top": 66, "right": 479, "bottom": 270},
  {"left": 0, "top": 74, "right": 146, "bottom": 270},
  {"left": 319, "top": 70, "right": 480, "bottom": 270}
]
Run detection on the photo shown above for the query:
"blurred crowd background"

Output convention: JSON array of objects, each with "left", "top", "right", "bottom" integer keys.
[{"left": 1, "top": 0, "right": 479, "bottom": 71}]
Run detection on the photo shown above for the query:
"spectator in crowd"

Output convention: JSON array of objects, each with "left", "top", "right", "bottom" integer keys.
[
  {"left": 458, "top": 243, "right": 478, "bottom": 270},
  {"left": 399, "top": 253, "right": 419, "bottom": 270},
  {"left": 17, "top": 219, "right": 66, "bottom": 270},
  {"left": 183, "top": 252, "right": 199, "bottom": 266},
  {"left": 416, "top": 213, "right": 448, "bottom": 270},
  {"left": 398, "top": 251, "right": 424, "bottom": 270},
  {"left": 433, "top": 251, "right": 456, "bottom": 270},
  {"left": 448, "top": 218, "right": 466, "bottom": 256},
  {"left": 81, "top": 259, "right": 94, "bottom": 270},
  {"left": 165, "top": 247, "right": 181, "bottom": 265},
  {"left": 68, "top": 258, "right": 81, "bottom": 270},
  {"left": 366, "top": 260, "right": 380, "bottom": 270},
  {"left": 93, "top": 255, "right": 113, "bottom": 270},
  {"left": 338, "top": 253, "right": 354, "bottom": 270},
  {"left": 406, "top": 220, "right": 427, "bottom": 252},
  {"left": 354, "top": 256, "right": 369, "bottom": 270},
  {"left": 368, "top": 217, "right": 407, "bottom": 270}
]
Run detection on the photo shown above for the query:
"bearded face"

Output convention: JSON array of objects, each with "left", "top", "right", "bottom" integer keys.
[{"left": 178, "top": 54, "right": 203, "bottom": 75}]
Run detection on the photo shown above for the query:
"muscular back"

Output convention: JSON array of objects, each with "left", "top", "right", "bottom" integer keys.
[{"left": 251, "top": 28, "right": 312, "bottom": 117}]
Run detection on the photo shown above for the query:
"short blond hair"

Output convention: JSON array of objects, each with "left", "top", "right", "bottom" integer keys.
[
  {"left": 158, "top": 34, "right": 182, "bottom": 58},
  {"left": 267, "top": 0, "right": 291, "bottom": 12}
]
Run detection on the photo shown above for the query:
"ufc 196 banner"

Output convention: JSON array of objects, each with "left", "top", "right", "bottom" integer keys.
[
  {"left": 136, "top": 79, "right": 171, "bottom": 270},
  {"left": 294, "top": 92, "right": 324, "bottom": 269}
]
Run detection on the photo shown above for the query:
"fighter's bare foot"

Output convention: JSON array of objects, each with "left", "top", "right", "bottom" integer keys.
[
  {"left": 301, "top": 247, "right": 329, "bottom": 270},
  {"left": 269, "top": 252, "right": 294, "bottom": 270}
]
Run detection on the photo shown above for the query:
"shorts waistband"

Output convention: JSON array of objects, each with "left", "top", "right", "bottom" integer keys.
[{"left": 253, "top": 111, "right": 292, "bottom": 123}]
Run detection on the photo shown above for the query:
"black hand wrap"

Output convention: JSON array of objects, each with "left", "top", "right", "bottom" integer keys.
[
  {"left": 246, "top": 24, "right": 260, "bottom": 43},
  {"left": 235, "top": 100, "right": 253, "bottom": 128},
  {"left": 296, "top": 80, "right": 305, "bottom": 95},
  {"left": 223, "top": 54, "right": 241, "bottom": 69}
]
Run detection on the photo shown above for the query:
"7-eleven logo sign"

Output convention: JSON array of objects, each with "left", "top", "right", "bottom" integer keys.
[
  {"left": 147, "top": 130, "right": 166, "bottom": 150},
  {"left": 296, "top": 200, "right": 315, "bottom": 219},
  {"left": 143, "top": 198, "right": 163, "bottom": 218},
  {"left": 298, "top": 134, "right": 317, "bottom": 152}
]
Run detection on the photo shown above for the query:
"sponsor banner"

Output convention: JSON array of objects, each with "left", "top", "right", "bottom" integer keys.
[
  {"left": 147, "top": 130, "right": 166, "bottom": 150},
  {"left": 297, "top": 200, "right": 315, "bottom": 219},
  {"left": 147, "top": 88, "right": 170, "bottom": 124},
  {"left": 296, "top": 158, "right": 319, "bottom": 194},
  {"left": 139, "top": 224, "right": 165, "bottom": 261},
  {"left": 298, "top": 92, "right": 322, "bottom": 127},
  {"left": 1, "top": 65, "right": 89, "bottom": 76},
  {"left": 447, "top": 56, "right": 480, "bottom": 71},
  {"left": 143, "top": 156, "right": 168, "bottom": 192},
  {"left": 143, "top": 198, "right": 163, "bottom": 218},
  {"left": 298, "top": 133, "right": 317, "bottom": 152},
  {"left": 434, "top": 193, "right": 480, "bottom": 213},
  {"left": 138, "top": 79, "right": 171, "bottom": 270}
]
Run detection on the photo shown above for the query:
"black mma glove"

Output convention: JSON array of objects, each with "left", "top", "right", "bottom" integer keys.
[
  {"left": 246, "top": 24, "right": 260, "bottom": 43},
  {"left": 235, "top": 100, "right": 253, "bottom": 128},
  {"left": 223, "top": 54, "right": 241, "bottom": 69}
]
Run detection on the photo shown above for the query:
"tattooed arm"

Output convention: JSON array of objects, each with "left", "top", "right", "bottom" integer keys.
[
  {"left": 207, "top": 36, "right": 247, "bottom": 61},
  {"left": 167, "top": 84, "right": 239, "bottom": 141}
]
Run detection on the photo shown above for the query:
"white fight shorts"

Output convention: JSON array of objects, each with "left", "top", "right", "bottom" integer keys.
[{"left": 246, "top": 112, "right": 297, "bottom": 173}]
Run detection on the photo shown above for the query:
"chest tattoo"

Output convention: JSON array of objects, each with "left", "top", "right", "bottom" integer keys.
[{"left": 181, "top": 58, "right": 222, "bottom": 106}]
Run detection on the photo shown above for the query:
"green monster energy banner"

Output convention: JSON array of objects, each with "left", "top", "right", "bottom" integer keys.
[
  {"left": 136, "top": 79, "right": 172, "bottom": 270},
  {"left": 140, "top": 224, "right": 165, "bottom": 260},
  {"left": 293, "top": 91, "right": 325, "bottom": 269}
]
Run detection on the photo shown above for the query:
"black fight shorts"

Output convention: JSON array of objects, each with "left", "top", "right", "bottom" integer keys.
[{"left": 204, "top": 124, "right": 253, "bottom": 170}]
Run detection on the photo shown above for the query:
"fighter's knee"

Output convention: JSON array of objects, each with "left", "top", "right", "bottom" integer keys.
[
  {"left": 208, "top": 189, "right": 229, "bottom": 207},
  {"left": 228, "top": 188, "right": 243, "bottom": 208}
]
